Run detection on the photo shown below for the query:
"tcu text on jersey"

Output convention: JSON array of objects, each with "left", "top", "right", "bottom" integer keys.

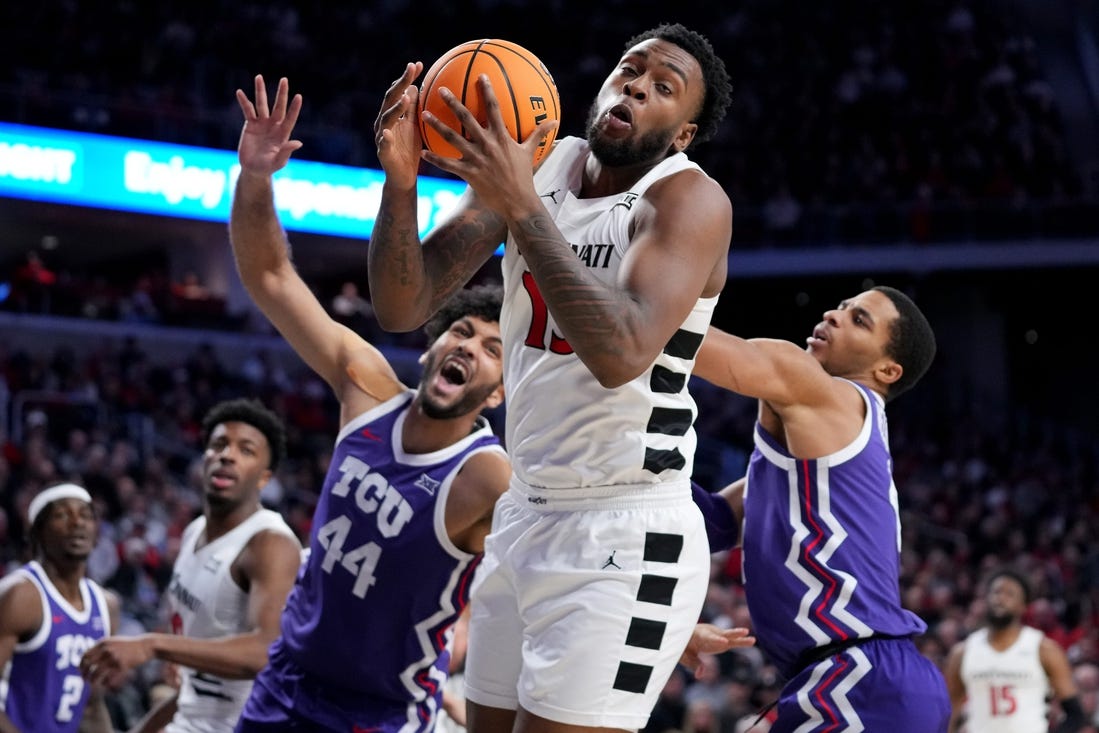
[
  {"left": 316, "top": 454, "right": 415, "bottom": 598},
  {"left": 55, "top": 633, "right": 95, "bottom": 671}
]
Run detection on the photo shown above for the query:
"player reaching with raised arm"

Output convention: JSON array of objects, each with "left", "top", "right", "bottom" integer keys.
[{"left": 227, "top": 75, "right": 510, "bottom": 733}]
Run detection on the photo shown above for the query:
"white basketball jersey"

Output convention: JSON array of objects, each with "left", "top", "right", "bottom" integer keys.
[
  {"left": 961, "top": 626, "right": 1050, "bottom": 733},
  {"left": 501, "top": 135, "right": 719, "bottom": 492},
  {"left": 165, "top": 509, "right": 297, "bottom": 733}
]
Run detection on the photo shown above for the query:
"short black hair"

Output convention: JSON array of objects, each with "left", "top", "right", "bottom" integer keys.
[
  {"left": 201, "top": 398, "right": 287, "bottom": 471},
  {"left": 424, "top": 284, "right": 503, "bottom": 343},
  {"left": 873, "top": 286, "right": 936, "bottom": 402},
  {"left": 987, "top": 568, "right": 1031, "bottom": 603},
  {"left": 624, "top": 23, "right": 732, "bottom": 149}
]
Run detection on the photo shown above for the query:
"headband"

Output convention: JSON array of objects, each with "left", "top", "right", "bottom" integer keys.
[{"left": 28, "top": 484, "right": 93, "bottom": 525}]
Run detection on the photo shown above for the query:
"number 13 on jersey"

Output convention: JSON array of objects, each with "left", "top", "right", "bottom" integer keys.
[{"left": 522, "top": 271, "right": 573, "bottom": 354}]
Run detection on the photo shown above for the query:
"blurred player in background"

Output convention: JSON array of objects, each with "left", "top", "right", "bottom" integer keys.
[
  {"left": 80, "top": 399, "right": 301, "bottom": 733},
  {"left": 0, "top": 483, "right": 120, "bottom": 733},
  {"left": 945, "top": 569, "right": 1085, "bottom": 733}
]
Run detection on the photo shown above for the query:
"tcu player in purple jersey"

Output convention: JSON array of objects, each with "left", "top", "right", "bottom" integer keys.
[
  {"left": 0, "top": 483, "right": 120, "bottom": 733},
  {"left": 689, "top": 286, "right": 949, "bottom": 732},
  {"left": 228, "top": 76, "right": 510, "bottom": 733}
]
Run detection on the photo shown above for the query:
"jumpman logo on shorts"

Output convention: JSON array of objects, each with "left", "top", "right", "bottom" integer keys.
[{"left": 602, "top": 550, "right": 622, "bottom": 570}]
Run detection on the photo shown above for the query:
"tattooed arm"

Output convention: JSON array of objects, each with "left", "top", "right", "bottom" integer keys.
[
  {"left": 368, "top": 62, "right": 507, "bottom": 331},
  {"left": 368, "top": 186, "right": 507, "bottom": 332},
  {"left": 506, "top": 170, "right": 730, "bottom": 387}
]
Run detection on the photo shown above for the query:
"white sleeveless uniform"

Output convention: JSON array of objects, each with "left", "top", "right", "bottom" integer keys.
[
  {"left": 465, "top": 136, "right": 716, "bottom": 729},
  {"left": 165, "top": 509, "right": 297, "bottom": 733},
  {"left": 961, "top": 626, "right": 1050, "bottom": 733},
  {"left": 499, "top": 135, "right": 719, "bottom": 492}
]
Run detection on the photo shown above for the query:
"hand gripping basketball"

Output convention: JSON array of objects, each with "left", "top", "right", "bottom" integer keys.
[{"left": 418, "top": 39, "right": 561, "bottom": 165}]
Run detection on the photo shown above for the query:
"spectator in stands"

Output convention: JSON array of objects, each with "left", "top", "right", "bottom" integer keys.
[{"left": 12, "top": 251, "right": 56, "bottom": 313}]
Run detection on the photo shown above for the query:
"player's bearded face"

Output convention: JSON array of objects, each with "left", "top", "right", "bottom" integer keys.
[
  {"left": 986, "top": 606, "right": 1016, "bottom": 629},
  {"left": 584, "top": 98, "right": 679, "bottom": 166},
  {"left": 418, "top": 350, "right": 500, "bottom": 420}
]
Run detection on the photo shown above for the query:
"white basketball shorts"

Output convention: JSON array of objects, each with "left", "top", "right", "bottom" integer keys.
[{"left": 463, "top": 479, "right": 709, "bottom": 730}]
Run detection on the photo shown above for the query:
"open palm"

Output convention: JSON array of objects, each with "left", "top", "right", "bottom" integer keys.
[{"left": 236, "top": 74, "right": 304, "bottom": 176}]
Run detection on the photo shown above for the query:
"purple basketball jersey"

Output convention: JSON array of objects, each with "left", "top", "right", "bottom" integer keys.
[
  {"left": 742, "top": 381, "right": 925, "bottom": 679},
  {"left": 0, "top": 562, "right": 110, "bottom": 733},
  {"left": 770, "top": 637, "right": 949, "bottom": 733},
  {"left": 246, "top": 391, "right": 502, "bottom": 732}
]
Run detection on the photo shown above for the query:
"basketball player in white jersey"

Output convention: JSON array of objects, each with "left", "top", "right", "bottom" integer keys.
[
  {"left": 370, "top": 22, "right": 733, "bottom": 733},
  {"left": 0, "top": 483, "right": 119, "bottom": 733},
  {"left": 80, "top": 399, "right": 301, "bottom": 733},
  {"left": 944, "top": 569, "right": 1085, "bottom": 733}
]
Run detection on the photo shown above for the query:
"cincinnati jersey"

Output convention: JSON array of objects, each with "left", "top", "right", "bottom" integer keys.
[
  {"left": 166, "top": 509, "right": 297, "bottom": 733},
  {"left": 273, "top": 390, "right": 504, "bottom": 730},
  {"left": 0, "top": 562, "right": 110, "bottom": 733},
  {"left": 501, "top": 135, "right": 719, "bottom": 491},
  {"left": 961, "top": 627, "right": 1049, "bottom": 732},
  {"left": 741, "top": 380, "right": 925, "bottom": 677}
]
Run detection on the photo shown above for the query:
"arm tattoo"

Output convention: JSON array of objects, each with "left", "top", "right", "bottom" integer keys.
[
  {"left": 371, "top": 208, "right": 421, "bottom": 288},
  {"left": 391, "top": 223, "right": 419, "bottom": 288},
  {"left": 373, "top": 200, "right": 504, "bottom": 312},
  {"left": 423, "top": 207, "right": 507, "bottom": 310}
]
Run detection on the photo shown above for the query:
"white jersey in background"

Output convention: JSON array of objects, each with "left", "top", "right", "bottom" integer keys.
[
  {"left": 501, "top": 135, "right": 719, "bottom": 493},
  {"left": 961, "top": 626, "right": 1050, "bottom": 733},
  {"left": 165, "top": 509, "right": 297, "bottom": 733}
]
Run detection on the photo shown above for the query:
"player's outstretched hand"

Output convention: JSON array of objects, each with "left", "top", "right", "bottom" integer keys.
[
  {"left": 235, "top": 75, "right": 304, "bottom": 177},
  {"left": 80, "top": 635, "right": 156, "bottom": 690},
  {"left": 679, "top": 623, "right": 756, "bottom": 679},
  {"left": 374, "top": 62, "right": 425, "bottom": 191}
]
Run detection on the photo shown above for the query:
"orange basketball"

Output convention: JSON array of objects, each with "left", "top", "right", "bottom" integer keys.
[{"left": 419, "top": 39, "right": 560, "bottom": 166}]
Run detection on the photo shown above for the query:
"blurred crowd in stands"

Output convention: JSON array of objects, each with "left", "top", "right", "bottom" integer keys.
[
  {"left": 2, "top": 0, "right": 1099, "bottom": 730},
  {"left": 1, "top": 0, "right": 1095, "bottom": 249},
  {"left": 5, "top": 250, "right": 233, "bottom": 328},
  {"left": 4, "top": 0, "right": 1098, "bottom": 333}
]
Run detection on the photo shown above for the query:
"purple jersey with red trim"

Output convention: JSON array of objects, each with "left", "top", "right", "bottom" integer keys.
[
  {"left": 252, "top": 391, "right": 502, "bottom": 732},
  {"left": 0, "top": 562, "right": 110, "bottom": 733},
  {"left": 741, "top": 381, "right": 925, "bottom": 678}
]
